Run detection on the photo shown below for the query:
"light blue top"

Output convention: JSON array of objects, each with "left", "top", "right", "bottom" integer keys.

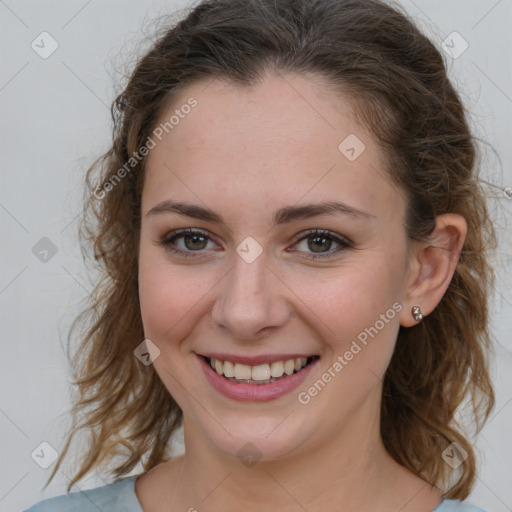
[{"left": 22, "top": 475, "right": 488, "bottom": 512}]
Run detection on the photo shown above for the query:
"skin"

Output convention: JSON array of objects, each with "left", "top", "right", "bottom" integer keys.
[{"left": 135, "top": 70, "right": 467, "bottom": 512}]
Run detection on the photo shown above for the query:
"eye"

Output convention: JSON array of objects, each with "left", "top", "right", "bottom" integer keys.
[
  {"left": 156, "top": 228, "right": 353, "bottom": 260},
  {"left": 157, "top": 229, "right": 219, "bottom": 258},
  {"left": 288, "top": 229, "right": 353, "bottom": 260}
]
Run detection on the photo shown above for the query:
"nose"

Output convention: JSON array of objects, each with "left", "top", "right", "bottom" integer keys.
[{"left": 211, "top": 252, "right": 291, "bottom": 341}]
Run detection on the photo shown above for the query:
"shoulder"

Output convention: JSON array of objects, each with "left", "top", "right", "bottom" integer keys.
[
  {"left": 434, "top": 498, "right": 487, "bottom": 512},
  {"left": 21, "top": 475, "right": 142, "bottom": 512}
]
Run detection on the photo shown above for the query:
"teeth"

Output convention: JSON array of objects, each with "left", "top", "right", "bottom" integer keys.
[
  {"left": 207, "top": 356, "right": 311, "bottom": 381},
  {"left": 270, "top": 361, "right": 284, "bottom": 377},
  {"left": 223, "top": 360, "right": 235, "bottom": 378},
  {"left": 234, "top": 363, "right": 252, "bottom": 380},
  {"left": 252, "top": 364, "right": 271, "bottom": 381},
  {"left": 284, "top": 359, "right": 295, "bottom": 375}
]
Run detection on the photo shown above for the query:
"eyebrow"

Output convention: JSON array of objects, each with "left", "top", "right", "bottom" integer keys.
[{"left": 146, "top": 200, "right": 375, "bottom": 226}]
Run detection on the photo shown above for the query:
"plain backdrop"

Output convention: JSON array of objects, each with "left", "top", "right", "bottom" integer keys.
[{"left": 1, "top": 1, "right": 511, "bottom": 511}]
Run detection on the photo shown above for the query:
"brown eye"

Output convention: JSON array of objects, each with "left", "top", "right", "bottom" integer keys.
[
  {"left": 158, "top": 229, "right": 218, "bottom": 257},
  {"left": 289, "top": 230, "right": 352, "bottom": 260}
]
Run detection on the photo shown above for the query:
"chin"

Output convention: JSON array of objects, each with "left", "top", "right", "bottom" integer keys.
[{"left": 195, "top": 410, "right": 316, "bottom": 464}]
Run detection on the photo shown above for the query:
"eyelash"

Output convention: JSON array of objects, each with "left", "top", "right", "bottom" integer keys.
[{"left": 156, "top": 228, "right": 353, "bottom": 260}]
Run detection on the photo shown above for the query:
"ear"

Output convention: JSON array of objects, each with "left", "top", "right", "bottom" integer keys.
[{"left": 400, "top": 213, "right": 467, "bottom": 327}]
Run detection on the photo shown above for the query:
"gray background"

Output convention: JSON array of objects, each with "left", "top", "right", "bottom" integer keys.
[{"left": 1, "top": 1, "right": 511, "bottom": 511}]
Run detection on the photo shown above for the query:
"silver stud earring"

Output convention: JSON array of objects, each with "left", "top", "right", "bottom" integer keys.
[{"left": 411, "top": 305, "right": 423, "bottom": 322}]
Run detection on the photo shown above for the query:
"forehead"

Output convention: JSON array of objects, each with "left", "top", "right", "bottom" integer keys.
[{"left": 142, "top": 71, "right": 404, "bottom": 226}]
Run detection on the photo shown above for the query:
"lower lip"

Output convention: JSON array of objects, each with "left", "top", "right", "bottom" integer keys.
[{"left": 198, "top": 355, "right": 318, "bottom": 402}]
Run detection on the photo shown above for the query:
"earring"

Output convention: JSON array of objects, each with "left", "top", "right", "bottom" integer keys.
[{"left": 411, "top": 305, "right": 424, "bottom": 322}]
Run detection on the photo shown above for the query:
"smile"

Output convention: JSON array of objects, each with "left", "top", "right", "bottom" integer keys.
[
  {"left": 206, "top": 356, "right": 316, "bottom": 384},
  {"left": 198, "top": 354, "right": 320, "bottom": 401}
]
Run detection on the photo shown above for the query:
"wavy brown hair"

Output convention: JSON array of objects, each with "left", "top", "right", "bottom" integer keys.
[{"left": 46, "top": 0, "right": 496, "bottom": 499}]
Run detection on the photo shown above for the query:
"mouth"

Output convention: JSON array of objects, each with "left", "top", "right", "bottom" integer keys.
[{"left": 203, "top": 355, "right": 319, "bottom": 385}]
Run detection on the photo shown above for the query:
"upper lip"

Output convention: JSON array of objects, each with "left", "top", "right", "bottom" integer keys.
[{"left": 197, "top": 352, "right": 317, "bottom": 366}]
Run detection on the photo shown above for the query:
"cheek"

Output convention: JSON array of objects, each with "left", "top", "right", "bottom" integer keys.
[
  {"left": 137, "top": 246, "right": 216, "bottom": 342},
  {"left": 138, "top": 243, "right": 181, "bottom": 339},
  {"left": 288, "top": 259, "right": 404, "bottom": 361},
  {"left": 300, "top": 262, "right": 400, "bottom": 324},
  {"left": 296, "top": 264, "right": 404, "bottom": 410}
]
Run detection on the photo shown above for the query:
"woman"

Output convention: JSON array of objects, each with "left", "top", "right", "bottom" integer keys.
[{"left": 24, "top": 0, "right": 497, "bottom": 510}]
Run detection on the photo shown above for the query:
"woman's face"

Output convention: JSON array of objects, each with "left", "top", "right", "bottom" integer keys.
[{"left": 138, "top": 71, "right": 412, "bottom": 461}]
